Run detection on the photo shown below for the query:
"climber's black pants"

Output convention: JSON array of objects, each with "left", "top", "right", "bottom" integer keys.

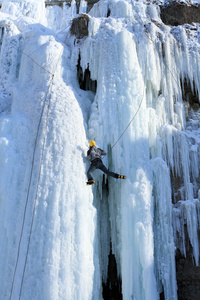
[{"left": 87, "top": 159, "right": 118, "bottom": 181}]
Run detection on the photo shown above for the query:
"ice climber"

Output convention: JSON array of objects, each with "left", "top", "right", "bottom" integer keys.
[{"left": 86, "top": 140, "right": 126, "bottom": 185}]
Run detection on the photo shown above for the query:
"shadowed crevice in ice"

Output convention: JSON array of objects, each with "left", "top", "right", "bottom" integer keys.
[{"left": 77, "top": 52, "right": 97, "bottom": 93}]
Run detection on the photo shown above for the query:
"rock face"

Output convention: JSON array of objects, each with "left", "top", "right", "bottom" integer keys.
[
  {"left": 176, "top": 248, "right": 200, "bottom": 300},
  {"left": 160, "top": 3, "right": 200, "bottom": 26},
  {"left": 102, "top": 250, "right": 122, "bottom": 300},
  {"left": 70, "top": 14, "right": 89, "bottom": 39}
]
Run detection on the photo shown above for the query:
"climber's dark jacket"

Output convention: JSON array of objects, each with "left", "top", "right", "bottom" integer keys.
[
  {"left": 87, "top": 146, "right": 121, "bottom": 181},
  {"left": 87, "top": 146, "right": 106, "bottom": 162}
]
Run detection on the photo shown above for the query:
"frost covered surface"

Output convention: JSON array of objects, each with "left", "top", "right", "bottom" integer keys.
[
  {"left": 0, "top": 0, "right": 200, "bottom": 300},
  {"left": 0, "top": 1, "right": 97, "bottom": 299},
  {"left": 1, "top": 0, "right": 47, "bottom": 25}
]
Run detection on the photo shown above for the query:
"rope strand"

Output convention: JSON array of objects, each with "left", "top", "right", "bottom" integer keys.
[
  {"left": 110, "top": 83, "right": 146, "bottom": 151},
  {"left": 18, "top": 78, "right": 54, "bottom": 300},
  {"left": 9, "top": 75, "right": 54, "bottom": 300},
  {"left": 18, "top": 50, "right": 63, "bottom": 299},
  {"left": 10, "top": 42, "right": 54, "bottom": 75},
  {"left": 9, "top": 42, "right": 63, "bottom": 299}
]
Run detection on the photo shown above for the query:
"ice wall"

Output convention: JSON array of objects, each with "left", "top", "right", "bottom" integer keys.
[
  {"left": 77, "top": 0, "right": 200, "bottom": 299},
  {"left": 0, "top": 0, "right": 200, "bottom": 300},
  {"left": 0, "top": 1, "right": 99, "bottom": 300}
]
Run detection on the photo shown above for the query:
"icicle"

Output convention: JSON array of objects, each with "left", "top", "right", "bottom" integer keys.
[
  {"left": 79, "top": 0, "right": 88, "bottom": 14},
  {"left": 152, "top": 158, "right": 177, "bottom": 300},
  {"left": 173, "top": 199, "right": 200, "bottom": 265}
]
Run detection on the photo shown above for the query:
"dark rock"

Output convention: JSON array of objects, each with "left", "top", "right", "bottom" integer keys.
[
  {"left": 182, "top": 79, "right": 199, "bottom": 106},
  {"left": 181, "top": 78, "right": 200, "bottom": 119},
  {"left": 160, "top": 3, "right": 200, "bottom": 26},
  {"left": 77, "top": 53, "right": 97, "bottom": 93},
  {"left": 176, "top": 248, "right": 200, "bottom": 300},
  {"left": 70, "top": 14, "right": 89, "bottom": 39},
  {"left": 102, "top": 245, "right": 122, "bottom": 300}
]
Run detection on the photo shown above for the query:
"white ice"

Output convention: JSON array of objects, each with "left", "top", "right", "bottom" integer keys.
[{"left": 0, "top": 0, "right": 200, "bottom": 300}]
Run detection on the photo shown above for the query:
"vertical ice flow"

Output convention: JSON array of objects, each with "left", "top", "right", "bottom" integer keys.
[
  {"left": 79, "top": 0, "right": 200, "bottom": 299},
  {"left": 0, "top": 0, "right": 200, "bottom": 300},
  {"left": 0, "top": 1, "right": 98, "bottom": 300}
]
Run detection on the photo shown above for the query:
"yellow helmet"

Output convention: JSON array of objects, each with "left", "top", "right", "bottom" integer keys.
[{"left": 89, "top": 140, "right": 96, "bottom": 147}]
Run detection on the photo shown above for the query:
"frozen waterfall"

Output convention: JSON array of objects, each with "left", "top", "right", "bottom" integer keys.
[{"left": 0, "top": 0, "right": 200, "bottom": 299}]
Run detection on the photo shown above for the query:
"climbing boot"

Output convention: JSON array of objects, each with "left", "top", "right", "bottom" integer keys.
[
  {"left": 118, "top": 175, "right": 126, "bottom": 179},
  {"left": 86, "top": 179, "right": 95, "bottom": 186}
]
